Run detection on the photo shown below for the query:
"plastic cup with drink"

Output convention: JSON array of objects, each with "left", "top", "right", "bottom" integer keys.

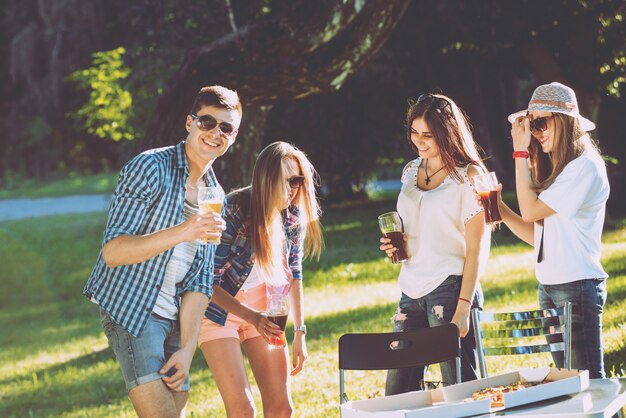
[
  {"left": 267, "top": 293, "right": 289, "bottom": 349},
  {"left": 378, "top": 211, "right": 409, "bottom": 264},
  {"left": 473, "top": 172, "right": 502, "bottom": 224},
  {"left": 197, "top": 185, "right": 225, "bottom": 244}
]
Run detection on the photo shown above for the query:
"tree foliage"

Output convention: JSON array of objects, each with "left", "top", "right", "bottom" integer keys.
[
  {"left": 597, "top": 5, "right": 626, "bottom": 97},
  {"left": 143, "top": 0, "right": 411, "bottom": 190},
  {"left": 67, "top": 47, "right": 135, "bottom": 141},
  {"left": 437, "top": 0, "right": 626, "bottom": 100},
  {"left": 1, "top": 0, "right": 625, "bottom": 212}
]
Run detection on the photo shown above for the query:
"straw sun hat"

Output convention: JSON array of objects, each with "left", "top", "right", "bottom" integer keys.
[{"left": 507, "top": 82, "right": 596, "bottom": 131}]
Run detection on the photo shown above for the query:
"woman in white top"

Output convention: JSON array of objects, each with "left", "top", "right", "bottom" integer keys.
[
  {"left": 497, "top": 82, "right": 609, "bottom": 378},
  {"left": 380, "top": 93, "right": 490, "bottom": 395}
]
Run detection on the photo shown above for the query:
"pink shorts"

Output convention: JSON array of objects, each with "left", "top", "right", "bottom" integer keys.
[{"left": 198, "top": 283, "right": 267, "bottom": 346}]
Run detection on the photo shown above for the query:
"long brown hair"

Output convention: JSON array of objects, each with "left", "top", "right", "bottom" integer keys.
[
  {"left": 250, "top": 142, "right": 324, "bottom": 278},
  {"left": 528, "top": 114, "right": 597, "bottom": 192},
  {"left": 405, "top": 93, "right": 486, "bottom": 181}
]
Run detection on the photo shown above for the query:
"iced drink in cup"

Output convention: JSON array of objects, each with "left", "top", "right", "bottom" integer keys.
[
  {"left": 267, "top": 294, "right": 289, "bottom": 348},
  {"left": 197, "top": 185, "right": 225, "bottom": 244},
  {"left": 473, "top": 172, "right": 502, "bottom": 224},
  {"left": 378, "top": 211, "right": 409, "bottom": 264}
]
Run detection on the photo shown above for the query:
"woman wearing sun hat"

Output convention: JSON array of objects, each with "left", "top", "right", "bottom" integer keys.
[{"left": 494, "top": 82, "right": 610, "bottom": 378}]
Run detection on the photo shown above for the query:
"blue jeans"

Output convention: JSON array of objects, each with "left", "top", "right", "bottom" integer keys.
[
  {"left": 100, "top": 308, "right": 190, "bottom": 392},
  {"left": 385, "top": 275, "right": 483, "bottom": 396},
  {"left": 538, "top": 279, "right": 607, "bottom": 378}
]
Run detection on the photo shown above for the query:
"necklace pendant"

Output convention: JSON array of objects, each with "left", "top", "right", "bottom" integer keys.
[{"left": 425, "top": 177, "right": 431, "bottom": 185}]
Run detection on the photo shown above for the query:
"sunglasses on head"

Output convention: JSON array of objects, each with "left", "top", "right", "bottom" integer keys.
[
  {"left": 287, "top": 175, "right": 305, "bottom": 189},
  {"left": 191, "top": 113, "right": 238, "bottom": 135},
  {"left": 417, "top": 93, "right": 451, "bottom": 112},
  {"left": 529, "top": 115, "right": 553, "bottom": 134}
]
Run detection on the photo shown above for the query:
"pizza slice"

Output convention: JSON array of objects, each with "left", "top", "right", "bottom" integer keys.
[{"left": 471, "top": 381, "right": 540, "bottom": 408}]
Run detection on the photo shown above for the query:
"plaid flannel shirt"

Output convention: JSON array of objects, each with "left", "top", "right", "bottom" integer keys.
[
  {"left": 83, "top": 141, "right": 217, "bottom": 337},
  {"left": 205, "top": 187, "right": 304, "bottom": 326}
]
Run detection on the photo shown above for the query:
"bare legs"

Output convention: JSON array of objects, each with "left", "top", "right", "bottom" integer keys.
[
  {"left": 200, "top": 337, "right": 293, "bottom": 417},
  {"left": 129, "top": 380, "right": 188, "bottom": 418}
]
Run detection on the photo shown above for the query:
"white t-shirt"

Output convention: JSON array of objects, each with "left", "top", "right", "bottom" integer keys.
[
  {"left": 153, "top": 197, "right": 199, "bottom": 319},
  {"left": 535, "top": 139, "right": 609, "bottom": 284},
  {"left": 396, "top": 158, "right": 490, "bottom": 299}
]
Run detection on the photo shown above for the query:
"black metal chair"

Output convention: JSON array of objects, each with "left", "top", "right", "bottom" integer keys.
[
  {"left": 471, "top": 302, "right": 572, "bottom": 378},
  {"left": 338, "top": 323, "right": 461, "bottom": 404}
]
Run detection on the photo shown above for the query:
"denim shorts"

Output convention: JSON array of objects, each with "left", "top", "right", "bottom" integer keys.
[{"left": 100, "top": 308, "right": 190, "bottom": 392}]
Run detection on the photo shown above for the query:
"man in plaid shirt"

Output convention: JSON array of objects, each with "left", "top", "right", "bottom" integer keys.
[{"left": 84, "top": 85, "right": 242, "bottom": 417}]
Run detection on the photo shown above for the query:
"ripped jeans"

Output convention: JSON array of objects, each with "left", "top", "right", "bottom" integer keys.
[{"left": 385, "top": 275, "right": 482, "bottom": 396}]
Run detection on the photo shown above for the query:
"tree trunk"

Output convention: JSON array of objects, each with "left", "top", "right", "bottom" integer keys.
[{"left": 143, "top": 0, "right": 411, "bottom": 182}]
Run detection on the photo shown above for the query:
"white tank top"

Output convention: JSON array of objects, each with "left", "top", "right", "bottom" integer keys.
[{"left": 153, "top": 194, "right": 199, "bottom": 319}]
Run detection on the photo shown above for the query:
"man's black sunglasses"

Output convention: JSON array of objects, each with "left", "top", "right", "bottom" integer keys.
[
  {"left": 191, "top": 113, "right": 238, "bottom": 135},
  {"left": 288, "top": 175, "right": 305, "bottom": 189}
]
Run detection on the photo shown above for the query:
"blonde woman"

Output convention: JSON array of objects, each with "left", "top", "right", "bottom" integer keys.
[
  {"left": 496, "top": 82, "right": 610, "bottom": 378},
  {"left": 380, "top": 93, "right": 490, "bottom": 394},
  {"left": 198, "top": 141, "right": 323, "bottom": 417}
]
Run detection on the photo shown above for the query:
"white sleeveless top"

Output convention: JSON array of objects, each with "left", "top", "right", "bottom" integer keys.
[{"left": 396, "top": 158, "right": 490, "bottom": 299}]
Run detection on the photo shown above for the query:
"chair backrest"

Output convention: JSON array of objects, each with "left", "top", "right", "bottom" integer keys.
[
  {"left": 471, "top": 302, "right": 571, "bottom": 378},
  {"left": 338, "top": 323, "right": 461, "bottom": 404}
]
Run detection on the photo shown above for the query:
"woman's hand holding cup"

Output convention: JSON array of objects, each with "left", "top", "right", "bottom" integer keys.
[{"left": 378, "top": 211, "right": 409, "bottom": 263}]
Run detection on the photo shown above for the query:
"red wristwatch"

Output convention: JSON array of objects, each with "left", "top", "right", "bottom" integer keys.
[{"left": 512, "top": 150, "right": 529, "bottom": 159}]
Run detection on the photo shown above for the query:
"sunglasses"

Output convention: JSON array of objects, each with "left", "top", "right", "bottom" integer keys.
[
  {"left": 417, "top": 93, "right": 451, "bottom": 111},
  {"left": 191, "top": 113, "right": 238, "bottom": 135},
  {"left": 529, "top": 115, "right": 553, "bottom": 134},
  {"left": 287, "top": 175, "right": 305, "bottom": 189}
]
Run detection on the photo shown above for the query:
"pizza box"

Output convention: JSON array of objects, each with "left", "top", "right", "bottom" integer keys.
[{"left": 340, "top": 368, "right": 589, "bottom": 418}]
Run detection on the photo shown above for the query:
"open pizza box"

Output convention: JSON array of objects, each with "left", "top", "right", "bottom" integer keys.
[{"left": 340, "top": 367, "right": 590, "bottom": 418}]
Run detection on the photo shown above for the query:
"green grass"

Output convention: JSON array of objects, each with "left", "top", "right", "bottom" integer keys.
[
  {"left": 0, "top": 172, "right": 119, "bottom": 199},
  {"left": 0, "top": 201, "right": 625, "bottom": 417}
]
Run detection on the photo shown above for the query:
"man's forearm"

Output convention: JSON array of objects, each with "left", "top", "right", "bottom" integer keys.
[
  {"left": 102, "top": 224, "right": 185, "bottom": 267},
  {"left": 179, "top": 292, "right": 210, "bottom": 350}
]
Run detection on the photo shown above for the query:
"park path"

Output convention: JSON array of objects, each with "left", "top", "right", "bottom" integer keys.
[
  {"left": 0, "top": 194, "right": 111, "bottom": 221},
  {"left": 0, "top": 180, "right": 402, "bottom": 222}
]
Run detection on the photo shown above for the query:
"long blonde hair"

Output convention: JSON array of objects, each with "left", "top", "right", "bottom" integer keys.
[
  {"left": 250, "top": 141, "right": 324, "bottom": 280},
  {"left": 529, "top": 114, "right": 599, "bottom": 192}
]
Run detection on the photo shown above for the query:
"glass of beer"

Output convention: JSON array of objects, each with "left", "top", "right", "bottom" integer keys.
[
  {"left": 197, "top": 185, "right": 225, "bottom": 244},
  {"left": 378, "top": 211, "right": 409, "bottom": 264},
  {"left": 267, "top": 294, "right": 289, "bottom": 349},
  {"left": 474, "top": 172, "right": 502, "bottom": 224}
]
